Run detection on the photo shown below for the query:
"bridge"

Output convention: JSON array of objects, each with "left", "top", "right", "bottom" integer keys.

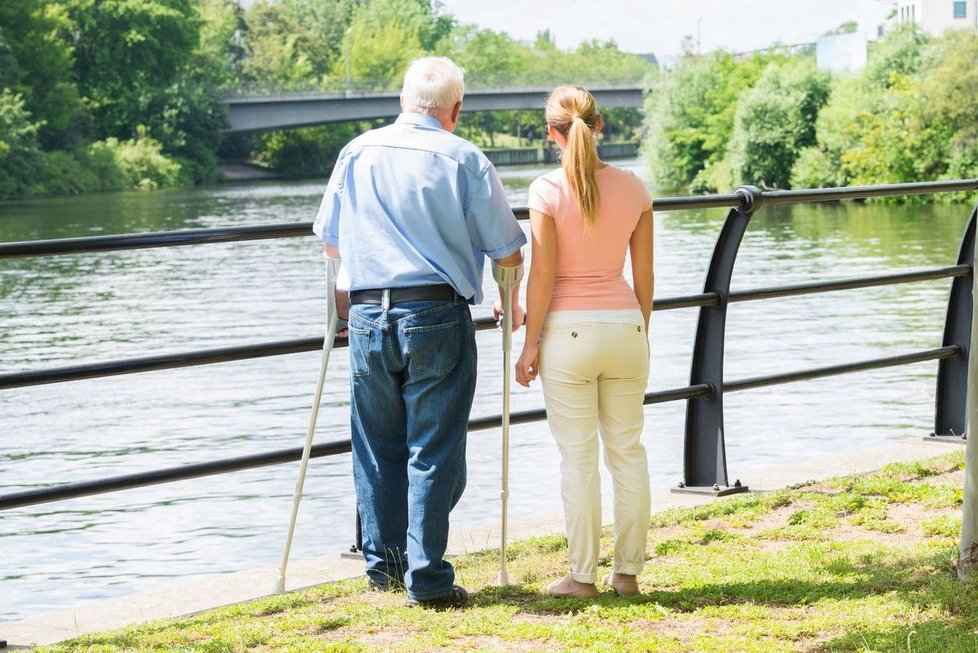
[{"left": 222, "top": 83, "right": 645, "bottom": 134}]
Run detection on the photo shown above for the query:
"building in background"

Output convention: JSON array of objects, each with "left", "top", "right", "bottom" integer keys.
[
  {"left": 893, "top": 0, "right": 978, "bottom": 34},
  {"left": 816, "top": 32, "right": 870, "bottom": 72}
]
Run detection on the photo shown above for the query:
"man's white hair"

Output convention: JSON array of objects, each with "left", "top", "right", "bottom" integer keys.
[{"left": 401, "top": 56, "right": 465, "bottom": 115}]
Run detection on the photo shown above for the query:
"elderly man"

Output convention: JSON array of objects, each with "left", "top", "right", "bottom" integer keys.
[{"left": 313, "top": 56, "right": 525, "bottom": 608}]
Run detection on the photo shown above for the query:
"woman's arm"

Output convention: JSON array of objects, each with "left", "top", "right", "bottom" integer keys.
[
  {"left": 515, "top": 209, "right": 556, "bottom": 387},
  {"left": 629, "top": 208, "right": 654, "bottom": 332}
]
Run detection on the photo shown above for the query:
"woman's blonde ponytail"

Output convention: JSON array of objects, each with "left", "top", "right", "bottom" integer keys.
[{"left": 546, "top": 86, "right": 601, "bottom": 232}]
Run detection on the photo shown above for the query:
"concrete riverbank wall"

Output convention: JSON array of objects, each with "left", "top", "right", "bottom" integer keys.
[{"left": 483, "top": 141, "right": 639, "bottom": 166}]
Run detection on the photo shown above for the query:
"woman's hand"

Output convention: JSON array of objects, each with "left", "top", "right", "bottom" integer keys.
[{"left": 515, "top": 345, "right": 539, "bottom": 387}]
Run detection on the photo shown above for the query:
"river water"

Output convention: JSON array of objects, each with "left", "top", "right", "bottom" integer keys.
[{"left": 0, "top": 159, "right": 974, "bottom": 621}]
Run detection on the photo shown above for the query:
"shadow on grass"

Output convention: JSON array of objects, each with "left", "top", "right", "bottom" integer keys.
[{"left": 481, "top": 547, "right": 978, "bottom": 632}]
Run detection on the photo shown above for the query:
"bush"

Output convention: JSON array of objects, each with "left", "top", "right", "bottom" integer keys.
[
  {"left": 690, "top": 156, "right": 735, "bottom": 193},
  {"left": 790, "top": 146, "right": 840, "bottom": 189},
  {"left": 86, "top": 140, "right": 126, "bottom": 190},
  {"left": 91, "top": 130, "right": 183, "bottom": 191},
  {"left": 37, "top": 150, "right": 101, "bottom": 195},
  {"left": 255, "top": 124, "right": 359, "bottom": 177}
]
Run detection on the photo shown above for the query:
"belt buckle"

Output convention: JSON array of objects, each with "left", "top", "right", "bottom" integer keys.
[{"left": 382, "top": 288, "right": 391, "bottom": 310}]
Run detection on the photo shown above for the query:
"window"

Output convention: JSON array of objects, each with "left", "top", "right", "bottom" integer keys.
[{"left": 954, "top": 1, "right": 967, "bottom": 18}]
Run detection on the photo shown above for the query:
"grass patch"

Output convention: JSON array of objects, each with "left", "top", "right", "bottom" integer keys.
[{"left": 32, "top": 451, "right": 976, "bottom": 653}]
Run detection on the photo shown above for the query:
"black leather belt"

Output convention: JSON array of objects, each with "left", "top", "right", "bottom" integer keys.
[{"left": 349, "top": 284, "right": 459, "bottom": 305}]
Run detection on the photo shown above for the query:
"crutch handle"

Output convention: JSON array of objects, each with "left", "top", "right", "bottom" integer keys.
[{"left": 492, "top": 261, "right": 523, "bottom": 352}]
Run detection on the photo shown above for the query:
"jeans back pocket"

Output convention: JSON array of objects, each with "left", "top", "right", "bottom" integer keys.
[{"left": 403, "top": 320, "right": 459, "bottom": 377}]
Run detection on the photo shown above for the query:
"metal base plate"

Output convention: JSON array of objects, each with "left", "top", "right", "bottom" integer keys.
[
  {"left": 923, "top": 433, "right": 967, "bottom": 445},
  {"left": 672, "top": 483, "right": 749, "bottom": 497},
  {"left": 340, "top": 548, "right": 362, "bottom": 560}
]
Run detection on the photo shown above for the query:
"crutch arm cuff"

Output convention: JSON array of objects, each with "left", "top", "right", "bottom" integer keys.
[{"left": 492, "top": 260, "right": 524, "bottom": 287}]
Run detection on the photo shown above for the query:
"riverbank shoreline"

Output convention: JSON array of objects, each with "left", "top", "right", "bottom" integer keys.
[
  {"left": 2, "top": 435, "right": 963, "bottom": 649},
  {"left": 215, "top": 143, "right": 641, "bottom": 183}
]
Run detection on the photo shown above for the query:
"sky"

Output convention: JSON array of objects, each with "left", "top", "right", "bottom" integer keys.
[{"left": 438, "top": 0, "right": 895, "bottom": 57}]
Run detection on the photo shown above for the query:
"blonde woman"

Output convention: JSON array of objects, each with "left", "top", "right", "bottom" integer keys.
[{"left": 515, "top": 86, "right": 653, "bottom": 598}]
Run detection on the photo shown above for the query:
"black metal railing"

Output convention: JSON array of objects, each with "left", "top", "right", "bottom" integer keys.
[{"left": 2, "top": 179, "right": 977, "bottom": 514}]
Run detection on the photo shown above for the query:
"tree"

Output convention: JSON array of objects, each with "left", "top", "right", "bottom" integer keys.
[
  {"left": 283, "top": 0, "right": 363, "bottom": 79},
  {"left": 241, "top": 2, "right": 314, "bottom": 87},
  {"left": 341, "top": 13, "right": 424, "bottom": 88},
  {"left": 195, "top": 0, "right": 245, "bottom": 90},
  {"left": 451, "top": 27, "right": 532, "bottom": 86},
  {"left": 863, "top": 22, "right": 931, "bottom": 89},
  {"left": 241, "top": 0, "right": 363, "bottom": 89},
  {"left": 0, "top": 2, "right": 81, "bottom": 148},
  {"left": 644, "top": 51, "right": 770, "bottom": 188},
  {"left": 919, "top": 29, "right": 978, "bottom": 180},
  {"left": 63, "top": 0, "right": 200, "bottom": 140},
  {"left": 824, "top": 21, "right": 858, "bottom": 36},
  {"left": 0, "top": 90, "right": 44, "bottom": 198},
  {"left": 790, "top": 76, "right": 863, "bottom": 188},
  {"left": 727, "top": 59, "right": 830, "bottom": 188},
  {"left": 0, "top": 29, "right": 19, "bottom": 89}
]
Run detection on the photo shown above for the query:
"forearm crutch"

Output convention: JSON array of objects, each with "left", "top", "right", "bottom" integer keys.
[
  {"left": 493, "top": 260, "right": 522, "bottom": 586},
  {"left": 275, "top": 257, "right": 341, "bottom": 594}
]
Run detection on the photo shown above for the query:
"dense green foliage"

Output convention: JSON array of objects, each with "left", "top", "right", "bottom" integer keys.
[
  {"left": 0, "top": 0, "right": 651, "bottom": 199},
  {"left": 727, "top": 59, "right": 830, "bottom": 189},
  {"left": 0, "top": 90, "right": 44, "bottom": 197},
  {"left": 647, "top": 25, "right": 978, "bottom": 195},
  {"left": 8, "top": 3, "right": 974, "bottom": 201}
]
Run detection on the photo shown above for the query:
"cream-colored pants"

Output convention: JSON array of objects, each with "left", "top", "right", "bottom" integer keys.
[{"left": 539, "top": 310, "right": 651, "bottom": 583}]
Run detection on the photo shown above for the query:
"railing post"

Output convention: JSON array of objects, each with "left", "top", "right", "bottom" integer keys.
[
  {"left": 932, "top": 204, "right": 978, "bottom": 443},
  {"left": 675, "top": 186, "right": 762, "bottom": 496}
]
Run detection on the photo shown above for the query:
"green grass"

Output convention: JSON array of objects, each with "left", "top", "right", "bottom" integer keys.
[{"left": 33, "top": 451, "right": 978, "bottom": 652}]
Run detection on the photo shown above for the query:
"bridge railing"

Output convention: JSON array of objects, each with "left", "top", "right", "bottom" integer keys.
[
  {"left": 222, "top": 78, "right": 649, "bottom": 99},
  {"left": 1, "top": 178, "right": 976, "bottom": 512}
]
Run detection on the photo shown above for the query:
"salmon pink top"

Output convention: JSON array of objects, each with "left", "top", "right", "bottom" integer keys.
[{"left": 527, "top": 165, "right": 652, "bottom": 313}]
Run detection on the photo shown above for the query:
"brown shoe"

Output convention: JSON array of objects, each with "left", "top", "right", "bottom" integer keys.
[
  {"left": 602, "top": 572, "right": 640, "bottom": 597},
  {"left": 547, "top": 576, "right": 600, "bottom": 598}
]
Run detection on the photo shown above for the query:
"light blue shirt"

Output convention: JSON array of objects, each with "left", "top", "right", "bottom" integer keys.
[{"left": 312, "top": 112, "right": 526, "bottom": 304}]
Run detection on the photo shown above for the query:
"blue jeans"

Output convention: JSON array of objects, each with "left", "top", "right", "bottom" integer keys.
[{"left": 347, "top": 296, "right": 476, "bottom": 601}]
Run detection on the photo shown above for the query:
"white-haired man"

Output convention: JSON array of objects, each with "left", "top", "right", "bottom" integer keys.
[{"left": 313, "top": 56, "right": 525, "bottom": 608}]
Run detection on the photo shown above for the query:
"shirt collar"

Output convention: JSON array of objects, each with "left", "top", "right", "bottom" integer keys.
[{"left": 395, "top": 112, "right": 444, "bottom": 130}]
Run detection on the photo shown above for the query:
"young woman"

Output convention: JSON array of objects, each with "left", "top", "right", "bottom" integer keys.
[{"left": 515, "top": 85, "right": 654, "bottom": 598}]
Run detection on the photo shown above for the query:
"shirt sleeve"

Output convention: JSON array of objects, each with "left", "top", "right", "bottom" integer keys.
[
  {"left": 631, "top": 170, "right": 653, "bottom": 213},
  {"left": 464, "top": 163, "right": 527, "bottom": 259},
  {"left": 312, "top": 146, "right": 351, "bottom": 246},
  {"left": 527, "top": 175, "right": 558, "bottom": 217}
]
